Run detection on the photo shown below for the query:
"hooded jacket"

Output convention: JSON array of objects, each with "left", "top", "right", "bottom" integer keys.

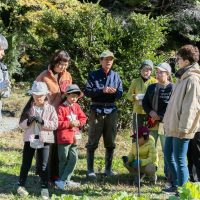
[
  {"left": 127, "top": 76, "right": 157, "bottom": 114},
  {"left": 164, "top": 63, "right": 200, "bottom": 139},
  {"left": 57, "top": 102, "right": 87, "bottom": 144},
  {"left": 128, "top": 135, "right": 158, "bottom": 167}
]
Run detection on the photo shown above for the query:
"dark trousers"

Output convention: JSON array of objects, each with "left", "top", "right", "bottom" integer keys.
[
  {"left": 86, "top": 110, "right": 118, "bottom": 151},
  {"left": 18, "top": 142, "right": 50, "bottom": 188},
  {"left": 187, "top": 132, "right": 200, "bottom": 181},
  {"left": 48, "top": 143, "right": 59, "bottom": 180},
  {"left": 36, "top": 131, "right": 59, "bottom": 181}
]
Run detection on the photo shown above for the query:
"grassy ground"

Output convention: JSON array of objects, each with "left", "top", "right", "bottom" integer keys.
[
  {"left": 0, "top": 88, "right": 171, "bottom": 200},
  {"left": 0, "top": 129, "right": 171, "bottom": 200}
]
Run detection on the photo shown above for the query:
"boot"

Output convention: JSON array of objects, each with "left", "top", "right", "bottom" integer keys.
[
  {"left": 104, "top": 149, "right": 117, "bottom": 176},
  {"left": 86, "top": 150, "right": 96, "bottom": 179}
]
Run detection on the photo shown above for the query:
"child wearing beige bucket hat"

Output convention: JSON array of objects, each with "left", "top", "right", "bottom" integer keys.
[{"left": 17, "top": 81, "right": 58, "bottom": 200}]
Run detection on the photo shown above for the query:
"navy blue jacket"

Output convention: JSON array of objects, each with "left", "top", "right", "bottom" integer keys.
[{"left": 84, "top": 68, "right": 123, "bottom": 114}]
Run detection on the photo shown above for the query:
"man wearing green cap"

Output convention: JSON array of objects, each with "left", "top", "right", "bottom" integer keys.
[{"left": 84, "top": 50, "right": 123, "bottom": 178}]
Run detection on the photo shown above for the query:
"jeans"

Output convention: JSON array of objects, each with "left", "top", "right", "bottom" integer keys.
[
  {"left": 164, "top": 136, "right": 190, "bottom": 186},
  {"left": 151, "top": 130, "right": 168, "bottom": 178},
  {"left": 18, "top": 142, "right": 50, "bottom": 188},
  {"left": 58, "top": 144, "right": 78, "bottom": 182}
]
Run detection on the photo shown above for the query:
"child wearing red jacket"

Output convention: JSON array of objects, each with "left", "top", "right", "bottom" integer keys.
[{"left": 55, "top": 84, "right": 87, "bottom": 190}]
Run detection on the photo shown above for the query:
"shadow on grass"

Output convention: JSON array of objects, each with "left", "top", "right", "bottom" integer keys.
[
  {"left": 0, "top": 145, "right": 22, "bottom": 152},
  {"left": 0, "top": 171, "right": 41, "bottom": 198},
  {"left": 0, "top": 170, "right": 167, "bottom": 199},
  {"left": 72, "top": 169, "right": 135, "bottom": 186}
]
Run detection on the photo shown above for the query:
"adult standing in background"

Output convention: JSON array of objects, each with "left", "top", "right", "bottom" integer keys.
[
  {"left": 36, "top": 50, "right": 72, "bottom": 182},
  {"left": 127, "top": 60, "right": 157, "bottom": 132},
  {"left": 84, "top": 50, "right": 123, "bottom": 178},
  {"left": 163, "top": 45, "right": 200, "bottom": 194},
  {"left": 0, "top": 33, "right": 10, "bottom": 119},
  {"left": 142, "top": 62, "right": 173, "bottom": 185},
  {"left": 36, "top": 50, "right": 72, "bottom": 108}
]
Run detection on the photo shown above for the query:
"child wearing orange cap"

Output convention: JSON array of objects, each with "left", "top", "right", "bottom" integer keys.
[{"left": 122, "top": 126, "right": 158, "bottom": 185}]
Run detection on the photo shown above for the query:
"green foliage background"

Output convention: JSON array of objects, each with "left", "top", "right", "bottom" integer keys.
[{"left": 0, "top": 0, "right": 192, "bottom": 128}]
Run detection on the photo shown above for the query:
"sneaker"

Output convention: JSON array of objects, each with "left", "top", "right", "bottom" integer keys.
[
  {"left": 65, "top": 180, "right": 80, "bottom": 188},
  {"left": 41, "top": 188, "right": 49, "bottom": 200},
  {"left": 86, "top": 170, "right": 97, "bottom": 179},
  {"left": 104, "top": 170, "right": 118, "bottom": 177},
  {"left": 55, "top": 180, "right": 65, "bottom": 190},
  {"left": 162, "top": 186, "right": 177, "bottom": 194},
  {"left": 17, "top": 186, "right": 29, "bottom": 197}
]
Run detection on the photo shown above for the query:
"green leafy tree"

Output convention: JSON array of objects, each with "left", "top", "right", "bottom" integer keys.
[{"left": 0, "top": 0, "right": 170, "bottom": 128}]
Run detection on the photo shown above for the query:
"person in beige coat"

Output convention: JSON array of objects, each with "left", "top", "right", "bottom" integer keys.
[{"left": 163, "top": 45, "right": 200, "bottom": 194}]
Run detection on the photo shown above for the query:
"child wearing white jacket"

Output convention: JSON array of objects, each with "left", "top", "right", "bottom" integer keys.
[{"left": 17, "top": 81, "right": 58, "bottom": 200}]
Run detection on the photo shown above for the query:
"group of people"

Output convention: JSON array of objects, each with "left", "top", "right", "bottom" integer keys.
[
  {"left": 0, "top": 32, "right": 200, "bottom": 199},
  {"left": 126, "top": 44, "right": 200, "bottom": 196}
]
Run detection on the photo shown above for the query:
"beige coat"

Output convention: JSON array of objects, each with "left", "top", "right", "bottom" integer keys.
[{"left": 164, "top": 63, "right": 200, "bottom": 139}]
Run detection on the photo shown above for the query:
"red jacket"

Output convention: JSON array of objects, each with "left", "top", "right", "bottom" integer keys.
[{"left": 57, "top": 102, "right": 87, "bottom": 144}]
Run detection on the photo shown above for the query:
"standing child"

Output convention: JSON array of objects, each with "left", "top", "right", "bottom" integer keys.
[
  {"left": 55, "top": 84, "right": 87, "bottom": 190},
  {"left": 122, "top": 126, "right": 158, "bottom": 185},
  {"left": 17, "top": 81, "right": 58, "bottom": 200}
]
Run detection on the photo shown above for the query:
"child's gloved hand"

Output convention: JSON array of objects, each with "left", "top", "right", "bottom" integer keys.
[
  {"left": 121, "top": 156, "right": 128, "bottom": 164},
  {"left": 27, "top": 116, "right": 36, "bottom": 126},
  {"left": 129, "top": 160, "right": 141, "bottom": 167},
  {"left": 34, "top": 116, "right": 44, "bottom": 125}
]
